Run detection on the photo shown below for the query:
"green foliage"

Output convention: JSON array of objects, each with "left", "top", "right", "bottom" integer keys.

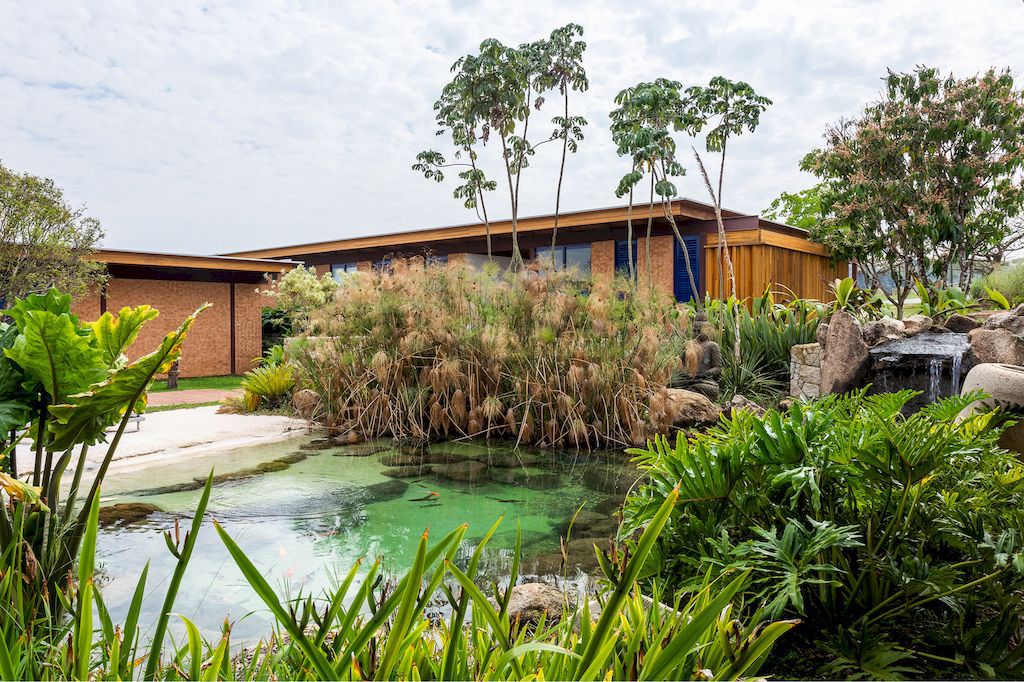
[
  {"left": 238, "top": 362, "right": 295, "bottom": 412},
  {"left": 625, "top": 391, "right": 1024, "bottom": 678},
  {"left": 0, "top": 287, "right": 204, "bottom": 629},
  {"left": 803, "top": 65, "right": 1024, "bottom": 303},
  {"left": 913, "top": 279, "right": 976, "bottom": 320},
  {"left": 973, "top": 260, "right": 1024, "bottom": 306},
  {"left": 698, "top": 289, "right": 824, "bottom": 401},
  {"left": 0, "top": 161, "right": 106, "bottom": 305},
  {"left": 763, "top": 185, "right": 823, "bottom": 230},
  {"left": 261, "top": 265, "right": 337, "bottom": 334}
]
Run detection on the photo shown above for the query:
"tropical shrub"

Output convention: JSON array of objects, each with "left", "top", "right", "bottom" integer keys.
[
  {"left": 624, "top": 390, "right": 1024, "bottom": 679},
  {"left": 292, "top": 257, "right": 687, "bottom": 447},
  {"left": 260, "top": 264, "right": 338, "bottom": 334},
  {"left": 239, "top": 363, "right": 295, "bottom": 411},
  {"left": 699, "top": 289, "right": 824, "bottom": 402},
  {"left": 0, "top": 288, "right": 203, "bottom": 615}
]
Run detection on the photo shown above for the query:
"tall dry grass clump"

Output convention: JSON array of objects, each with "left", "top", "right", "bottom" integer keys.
[{"left": 291, "top": 257, "right": 686, "bottom": 448}]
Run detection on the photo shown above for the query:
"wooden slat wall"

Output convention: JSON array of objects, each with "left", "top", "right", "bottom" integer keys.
[{"left": 704, "top": 242, "right": 847, "bottom": 302}]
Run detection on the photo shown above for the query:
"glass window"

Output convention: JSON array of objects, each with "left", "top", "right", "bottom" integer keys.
[
  {"left": 535, "top": 244, "right": 591, "bottom": 275},
  {"left": 331, "top": 262, "right": 358, "bottom": 281}
]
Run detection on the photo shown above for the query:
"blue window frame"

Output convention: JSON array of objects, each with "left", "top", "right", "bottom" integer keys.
[
  {"left": 536, "top": 244, "right": 591, "bottom": 274},
  {"left": 614, "top": 239, "right": 639, "bottom": 276},
  {"left": 427, "top": 254, "right": 448, "bottom": 266}
]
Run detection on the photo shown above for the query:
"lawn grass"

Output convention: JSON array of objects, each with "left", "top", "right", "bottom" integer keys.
[
  {"left": 146, "top": 401, "right": 223, "bottom": 413},
  {"left": 149, "top": 375, "right": 244, "bottom": 392}
]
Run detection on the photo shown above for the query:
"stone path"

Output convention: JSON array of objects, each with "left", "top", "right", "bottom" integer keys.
[{"left": 146, "top": 388, "right": 242, "bottom": 407}]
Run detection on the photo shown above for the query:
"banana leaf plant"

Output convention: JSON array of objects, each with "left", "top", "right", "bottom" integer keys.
[{"left": 0, "top": 287, "right": 205, "bottom": 612}]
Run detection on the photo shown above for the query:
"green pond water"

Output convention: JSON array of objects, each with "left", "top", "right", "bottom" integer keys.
[{"left": 95, "top": 436, "right": 638, "bottom": 642}]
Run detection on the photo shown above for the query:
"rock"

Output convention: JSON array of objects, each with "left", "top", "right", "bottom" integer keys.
[
  {"left": 820, "top": 311, "right": 869, "bottom": 394},
  {"left": 778, "top": 398, "right": 795, "bottom": 411},
  {"left": 791, "top": 342, "right": 822, "bottom": 366},
  {"left": 379, "top": 452, "right": 424, "bottom": 467},
  {"left": 558, "top": 510, "right": 618, "bottom": 540},
  {"left": 663, "top": 388, "right": 720, "bottom": 426},
  {"left": 381, "top": 465, "right": 428, "bottom": 479},
  {"left": 902, "top": 314, "right": 934, "bottom": 336},
  {"left": 505, "top": 583, "right": 570, "bottom": 628},
  {"left": 98, "top": 502, "right": 161, "bottom": 527},
  {"left": 728, "top": 394, "right": 766, "bottom": 417},
  {"left": 816, "top": 322, "right": 829, "bottom": 345},
  {"left": 433, "top": 460, "right": 488, "bottom": 482},
  {"left": 478, "top": 451, "right": 544, "bottom": 468},
  {"left": 968, "top": 328, "right": 1024, "bottom": 366},
  {"left": 525, "top": 538, "right": 606, "bottom": 576},
  {"left": 862, "top": 317, "right": 906, "bottom": 346},
  {"left": 300, "top": 438, "right": 336, "bottom": 451},
  {"left": 364, "top": 479, "right": 409, "bottom": 500},
  {"left": 944, "top": 313, "right": 980, "bottom": 334},
  {"left": 257, "top": 460, "right": 290, "bottom": 473},
  {"left": 981, "top": 304, "right": 1024, "bottom": 336},
  {"left": 582, "top": 465, "right": 641, "bottom": 495},
  {"left": 292, "top": 389, "right": 320, "bottom": 419},
  {"left": 488, "top": 467, "right": 562, "bottom": 489},
  {"left": 334, "top": 442, "right": 391, "bottom": 457},
  {"left": 790, "top": 343, "right": 822, "bottom": 399},
  {"left": 958, "top": 363, "right": 1024, "bottom": 456}
]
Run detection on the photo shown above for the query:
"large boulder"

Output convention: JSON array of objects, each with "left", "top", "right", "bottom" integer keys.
[
  {"left": 505, "top": 583, "right": 570, "bottom": 628},
  {"left": 944, "top": 313, "right": 981, "bottom": 334},
  {"left": 902, "top": 314, "right": 934, "bottom": 336},
  {"left": 968, "top": 328, "right": 1024, "bottom": 366},
  {"left": 663, "top": 388, "right": 720, "bottom": 426},
  {"left": 980, "top": 304, "right": 1024, "bottom": 336},
  {"left": 862, "top": 317, "right": 906, "bottom": 346},
  {"left": 98, "top": 502, "right": 161, "bottom": 527},
  {"left": 958, "top": 363, "right": 1024, "bottom": 455},
  {"left": 820, "top": 311, "right": 870, "bottom": 394}
]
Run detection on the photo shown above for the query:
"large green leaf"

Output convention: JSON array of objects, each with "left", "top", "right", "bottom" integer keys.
[
  {"left": 48, "top": 305, "right": 206, "bottom": 450},
  {"left": 0, "top": 323, "right": 33, "bottom": 433},
  {"left": 4, "top": 310, "right": 106, "bottom": 404},
  {"left": 5, "top": 288, "right": 79, "bottom": 328},
  {"left": 88, "top": 305, "right": 159, "bottom": 368}
]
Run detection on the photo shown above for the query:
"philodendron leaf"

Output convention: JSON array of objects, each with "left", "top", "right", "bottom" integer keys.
[
  {"left": 5, "top": 309, "right": 107, "bottom": 404},
  {"left": 48, "top": 304, "right": 207, "bottom": 450},
  {"left": 5, "top": 287, "right": 80, "bottom": 328},
  {"left": 0, "top": 323, "right": 33, "bottom": 433},
  {"left": 89, "top": 305, "right": 160, "bottom": 368}
]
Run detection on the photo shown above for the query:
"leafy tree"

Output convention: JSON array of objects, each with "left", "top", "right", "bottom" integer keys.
[
  {"left": 803, "top": 66, "right": 1024, "bottom": 314},
  {"left": 260, "top": 265, "right": 337, "bottom": 333},
  {"left": 681, "top": 78, "right": 771, "bottom": 361},
  {"left": 0, "top": 161, "right": 106, "bottom": 307},
  {"left": 534, "top": 24, "right": 588, "bottom": 263},
  {"left": 609, "top": 79, "right": 695, "bottom": 294},
  {"left": 763, "top": 185, "right": 823, "bottom": 230},
  {"left": 416, "top": 26, "right": 586, "bottom": 269}
]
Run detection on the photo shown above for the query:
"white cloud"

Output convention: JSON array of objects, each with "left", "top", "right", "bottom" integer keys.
[{"left": 1, "top": 0, "right": 1022, "bottom": 253}]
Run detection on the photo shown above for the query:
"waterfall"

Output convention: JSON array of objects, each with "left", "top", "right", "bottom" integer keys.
[
  {"left": 951, "top": 348, "right": 965, "bottom": 396},
  {"left": 928, "top": 358, "right": 942, "bottom": 402}
]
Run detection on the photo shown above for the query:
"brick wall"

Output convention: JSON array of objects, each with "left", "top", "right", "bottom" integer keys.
[
  {"left": 357, "top": 260, "right": 373, "bottom": 272},
  {"left": 71, "top": 278, "right": 264, "bottom": 378},
  {"left": 636, "top": 235, "right": 674, "bottom": 297},
  {"left": 591, "top": 240, "right": 614, "bottom": 280}
]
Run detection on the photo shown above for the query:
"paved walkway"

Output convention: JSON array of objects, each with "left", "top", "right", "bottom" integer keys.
[{"left": 147, "top": 388, "right": 242, "bottom": 407}]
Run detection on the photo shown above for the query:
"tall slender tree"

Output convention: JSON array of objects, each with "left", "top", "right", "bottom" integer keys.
[
  {"left": 681, "top": 77, "right": 771, "bottom": 361},
  {"left": 609, "top": 80, "right": 696, "bottom": 299},
  {"left": 533, "top": 24, "right": 588, "bottom": 265}
]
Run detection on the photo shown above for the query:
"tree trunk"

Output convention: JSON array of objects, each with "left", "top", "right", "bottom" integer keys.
[
  {"left": 662, "top": 198, "right": 699, "bottom": 310},
  {"left": 500, "top": 134, "right": 523, "bottom": 268},
  {"left": 550, "top": 92, "right": 570, "bottom": 269},
  {"left": 646, "top": 174, "right": 655, "bottom": 285},
  {"left": 626, "top": 179, "right": 635, "bottom": 280},
  {"left": 469, "top": 154, "right": 492, "bottom": 260}
]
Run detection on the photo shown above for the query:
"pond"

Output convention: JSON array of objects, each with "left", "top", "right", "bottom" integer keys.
[{"left": 95, "top": 437, "right": 639, "bottom": 642}]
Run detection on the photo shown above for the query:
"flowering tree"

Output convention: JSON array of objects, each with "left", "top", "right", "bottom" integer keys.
[{"left": 803, "top": 66, "right": 1024, "bottom": 314}]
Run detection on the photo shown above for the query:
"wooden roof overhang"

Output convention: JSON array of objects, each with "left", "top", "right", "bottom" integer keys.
[{"left": 91, "top": 250, "right": 299, "bottom": 284}]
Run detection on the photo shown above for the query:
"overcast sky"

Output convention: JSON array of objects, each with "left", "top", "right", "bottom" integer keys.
[{"left": 2, "top": 1, "right": 1022, "bottom": 254}]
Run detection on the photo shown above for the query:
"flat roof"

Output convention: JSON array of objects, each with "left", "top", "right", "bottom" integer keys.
[
  {"left": 92, "top": 249, "right": 300, "bottom": 273},
  {"left": 221, "top": 197, "right": 779, "bottom": 260}
]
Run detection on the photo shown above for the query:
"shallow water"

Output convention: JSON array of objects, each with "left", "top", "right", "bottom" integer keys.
[{"left": 95, "top": 437, "right": 637, "bottom": 642}]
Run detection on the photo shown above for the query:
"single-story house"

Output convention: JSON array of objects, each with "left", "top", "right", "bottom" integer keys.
[
  {"left": 80, "top": 198, "right": 845, "bottom": 377},
  {"left": 226, "top": 198, "right": 847, "bottom": 303},
  {"left": 72, "top": 249, "right": 297, "bottom": 377}
]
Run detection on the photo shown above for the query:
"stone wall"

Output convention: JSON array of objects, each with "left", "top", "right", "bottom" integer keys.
[{"left": 790, "top": 342, "right": 822, "bottom": 399}]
